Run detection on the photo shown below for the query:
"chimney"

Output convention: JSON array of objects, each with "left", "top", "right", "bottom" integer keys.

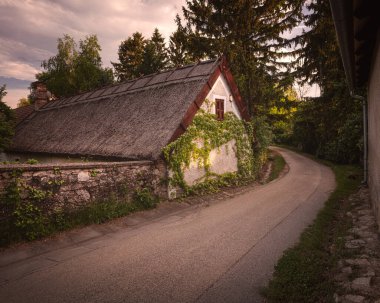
[{"left": 32, "top": 81, "right": 50, "bottom": 110}]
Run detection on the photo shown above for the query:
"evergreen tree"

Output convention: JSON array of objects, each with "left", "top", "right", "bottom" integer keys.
[
  {"left": 292, "top": 0, "right": 363, "bottom": 163},
  {"left": 112, "top": 32, "right": 146, "bottom": 81},
  {"left": 168, "top": 15, "right": 193, "bottom": 67},
  {"left": 139, "top": 29, "right": 168, "bottom": 75},
  {"left": 182, "top": 0, "right": 304, "bottom": 116}
]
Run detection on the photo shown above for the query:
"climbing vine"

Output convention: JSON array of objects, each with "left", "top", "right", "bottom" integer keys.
[
  {"left": 0, "top": 167, "right": 66, "bottom": 243},
  {"left": 163, "top": 108, "right": 270, "bottom": 193}
]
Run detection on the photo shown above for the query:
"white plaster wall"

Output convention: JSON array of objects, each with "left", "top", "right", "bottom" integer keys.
[
  {"left": 367, "top": 32, "right": 380, "bottom": 230},
  {"left": 183, "top": 140, "right": 238, "bottom": 186},
  {"left": 169, "top": 74, "right": 243, "bottom": 194},
  {"left": 201, "top": 74, "right": 242, "bottom": 119},
  {"left": 180, "top": 74, "right": 242, "bottom": 187}
]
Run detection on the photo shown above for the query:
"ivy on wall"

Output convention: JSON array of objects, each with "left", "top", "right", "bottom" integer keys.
[
  {"left": 0, "top": 168, "right": 159, "bottom": 246},
  {"left": 163, "top": 107, "right": 271, "bottom": 193}
]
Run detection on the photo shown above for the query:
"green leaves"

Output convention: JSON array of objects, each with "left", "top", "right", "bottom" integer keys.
[
  {"left": 36, "top": 34, "right": 113, "bottom": 98},
  {"left": 112, "top": 32, "right": 146, "bottom": 81},
  {"left": 112, "top": 29, "right": 169, "bottom": 81},
  {"left": 0, "top": 84, "right": 15, "bottom": 151},
  {"left": 182, "top": 0, "right": 304, "bottom": 115},
  {"left": 163, "top": 110, "right": 265, "bottom": 191}
]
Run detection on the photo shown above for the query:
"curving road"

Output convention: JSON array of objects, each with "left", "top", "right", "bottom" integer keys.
[{"left": 0, "top": 147, "right": 335, "bottom": 303}]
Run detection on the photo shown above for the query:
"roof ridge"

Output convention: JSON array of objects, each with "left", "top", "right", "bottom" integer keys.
[
  {"left": 47, "top": 58, "right": 220, "bottom": 110},
  {"left": 38, "top": 77, "right": 207, "bottom": 111}
]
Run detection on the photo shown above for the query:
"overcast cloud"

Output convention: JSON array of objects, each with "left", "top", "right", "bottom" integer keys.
[{"left": 0, "top": 0, "right": 186, "bottom": 107}]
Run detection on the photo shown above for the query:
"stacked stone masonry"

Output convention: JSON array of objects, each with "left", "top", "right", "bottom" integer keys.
[
  {"left": 334, "top": 188, "right": 380, "bottom": 303},
  {"left": 0, "top": 161, "right": 167, "bottom": 217}
]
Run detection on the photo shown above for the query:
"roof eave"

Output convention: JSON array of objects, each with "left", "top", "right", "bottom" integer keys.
[
  {"left": 329, "top": 0, "right": 355, "bottom": 89},
  {"left": 167, "top": 57, "right": 249, "bottom": 144}
]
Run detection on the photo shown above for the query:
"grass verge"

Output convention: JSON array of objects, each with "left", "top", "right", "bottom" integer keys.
[
  {"left": 262, "top": 160, "right": 362, "bottom": 302},
  {"left": 268, "top": 152, "right": 286, "bottom": 182}
]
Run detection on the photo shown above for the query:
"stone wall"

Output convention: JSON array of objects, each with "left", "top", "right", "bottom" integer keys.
[{"left": 0, "top": 160, "right": 167, "bottom": 216}]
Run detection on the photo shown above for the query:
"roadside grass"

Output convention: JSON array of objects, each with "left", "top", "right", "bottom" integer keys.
[
  {"left": 268, "top": 152, "right": 286, "bottom": 182},
  {"left": 262, "top": 159, "right": 362, "bottom": 302},
  {"left": 0, "top": 188, "right": 158, "bottom": 248}
]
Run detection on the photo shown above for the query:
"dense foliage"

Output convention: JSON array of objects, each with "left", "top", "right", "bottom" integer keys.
[
  {"left": 168, "top": 15, "right": 193, "bottom": 67},
  {"left": 36, "top": 34, "right": 113, "bottom": 98},
  {"left": 163, "top": 108, "right": 271, "bottom": 194},
  {"left": 0, "top": 85, "right": 15, "bottom": 151},
  {"left": 291, "top": 0, "right": 363, "bottom": 163},
  {"left": 112, "top": 29, "right": 169, "bottom": 81},
  {"left": 0, "top": 169, "right": 158, "bottom": 246},
  {"left": 181, "top": 0, "right": 303, "bottom": 116}
]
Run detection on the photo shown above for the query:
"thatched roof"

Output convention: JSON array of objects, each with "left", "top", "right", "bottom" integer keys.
[
  {"left": 13, "top": 104, "right": 35, "bottom": 125},
  {"left": 11, "top": 57, "right": 248, "bottom": 160}
]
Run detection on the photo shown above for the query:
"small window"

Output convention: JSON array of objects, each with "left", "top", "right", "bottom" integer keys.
[{"left": 215, "top": 98, "right": 224, "bottom": 120}]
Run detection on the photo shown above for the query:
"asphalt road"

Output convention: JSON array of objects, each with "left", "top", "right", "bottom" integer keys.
[{"left": 0, "top": 147, "right": 335, "bottom": 303}]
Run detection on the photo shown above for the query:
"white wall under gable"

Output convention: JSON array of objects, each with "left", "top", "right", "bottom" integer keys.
[
  {"left": 182, "top": 139, "right": 238, "bottom": 186},
  {"left": 174, "top": 73, "right": 243, "bottom": 193},
  {"left": 201, "top": 73, "right": 242, "bottom": 119}
]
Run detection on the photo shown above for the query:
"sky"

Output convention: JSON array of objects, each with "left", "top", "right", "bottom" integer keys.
[
  {"left": 0, "top": 0, "right": 187, "bottom": 108},
  {"left": 0, "top": 0, "right": 319, "bottom": 108}
]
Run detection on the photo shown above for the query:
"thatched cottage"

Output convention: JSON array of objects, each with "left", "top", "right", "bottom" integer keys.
[{"left": 8, "top": 57, "right": 250, "bottom": 198}]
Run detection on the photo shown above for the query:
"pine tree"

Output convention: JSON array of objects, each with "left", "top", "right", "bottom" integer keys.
[
  {"left": 139, "top": 29, "right": 168, "bottom": 75},
  {"left": 168, "top": 15, "right": 193, "bottom": 67},
  {"left": 182, "top": 0, "right": 304, "bottom": 116},
  {"left": 292, "top": 0, "right": 363, "bottom": 163},
  {"left": 112, "top": 32, "right": 146, "bottom": 81}
]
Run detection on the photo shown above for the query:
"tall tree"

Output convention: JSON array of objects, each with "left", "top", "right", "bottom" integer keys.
[
  {"left": 292, "top": 0, "right": 362, "bottom": 163},
  {"left": 139, "top": 28, "right": 168, "bottom": 75},
  {"left": 182, "top": 0, "right": 304, "bottom": 116},
  {"left": 268, "top": 86, "right": 299, "bottom": 143},
  {"left": 168, "top": 15, "right": 193, "bottom": 67},
  {"left": 74, "top": 35, "right": 113, "bottom": 92},
  {"left": 112, "top": 32, "right": 146, "bottom": 81},
  {"left": 36, "top": 34, "right": 113, "bottom": 98},
  {"left": 37, "top": 35, "right": 77, "bottom": 97},
  {"left": 0, "top": 85, "right": 14, "bottom": 151}
]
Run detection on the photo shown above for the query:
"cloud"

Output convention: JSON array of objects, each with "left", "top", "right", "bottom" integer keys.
[
  {"left": 2, "top": 88, "right": 30, "bottom": 109},
  {"left": 0, "top": 0, "right": 186, "bottom": 105}
]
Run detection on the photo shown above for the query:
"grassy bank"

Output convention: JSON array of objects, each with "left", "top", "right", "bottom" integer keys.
[
  {"left": 262, "top": 160, "right": 362, "bottom": 302},
  {"left": 268, "top": 152, "right": 286, "bottom": 182}
]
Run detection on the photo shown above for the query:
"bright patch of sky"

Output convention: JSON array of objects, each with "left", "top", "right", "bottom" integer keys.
[
  {"left": 0, "top": 0, "right": 186, "bottom": 107},
  {"left": 0, "top": 0, "right": 319, "bottom": 108}
]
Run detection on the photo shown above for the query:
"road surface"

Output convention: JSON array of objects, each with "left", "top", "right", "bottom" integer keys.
[{"left": 0, "top": 147, "right": 335, "bottom": 303}]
